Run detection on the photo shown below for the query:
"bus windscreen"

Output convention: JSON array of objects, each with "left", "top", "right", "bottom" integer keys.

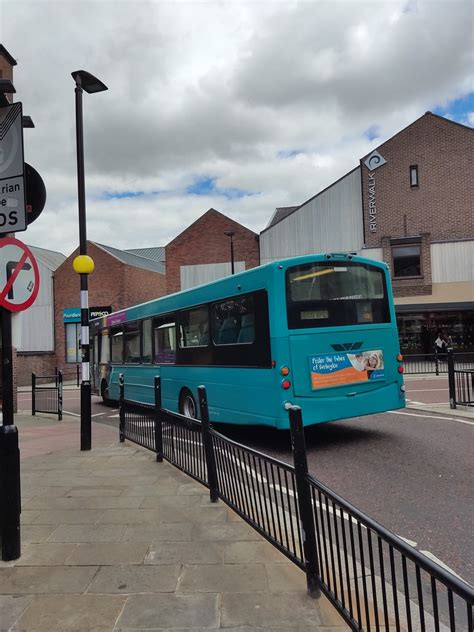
[{"left": 286, "top": 261, "right": 390, "bottom": 328}]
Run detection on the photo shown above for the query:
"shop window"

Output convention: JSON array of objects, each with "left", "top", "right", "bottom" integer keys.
[
  {"left": 410, "top": 165, "right": 419, "bottom": 187},
  {"left": 392, "top": 244, "right": 421, "bottom": 278},
  {"left": 65, "top": 323, "right": 81, "bottom": 363}
]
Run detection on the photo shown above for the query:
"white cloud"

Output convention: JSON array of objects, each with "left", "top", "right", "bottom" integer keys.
[{"left": 1, "top": 0, "right": 472, "bottom": 256}]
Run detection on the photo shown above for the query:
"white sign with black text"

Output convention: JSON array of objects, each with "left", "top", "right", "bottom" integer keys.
[{"left": 0, "top": 102, "right": 27, "bottom": 233}]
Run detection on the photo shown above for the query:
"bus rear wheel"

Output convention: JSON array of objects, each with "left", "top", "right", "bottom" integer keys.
[{"left": 179, "top": 389, "right": 197, "bottom": 419}]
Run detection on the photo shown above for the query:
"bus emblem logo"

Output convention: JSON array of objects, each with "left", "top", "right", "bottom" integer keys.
[{"left": 331, "top": 342, "right": 362, "bottom": 352}]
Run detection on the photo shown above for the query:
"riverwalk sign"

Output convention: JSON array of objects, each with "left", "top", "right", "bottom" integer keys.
[{"left": 0, "top": 102, "right": 27, "bottom": 233}]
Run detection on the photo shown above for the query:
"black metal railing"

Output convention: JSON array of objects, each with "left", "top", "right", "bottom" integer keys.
[
  {"left": 403, "top": 352, "right": 474, "bottom": 375},
  {"left": 31, "top": 371, "right": 63, "bottom": 420},
  {"left": 59, "top": 364, "right": 80, "bottom": 387},
  {"left": 448, "top": 349, "right": 474, "bottom": 408},
  {"left": 118, "top": 376, "right": 474, "bottom": 631}
]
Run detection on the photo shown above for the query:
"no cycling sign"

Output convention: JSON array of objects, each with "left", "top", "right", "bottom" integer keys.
[{"left": 0, "top": 237, "right": 40, "bottom": 312}]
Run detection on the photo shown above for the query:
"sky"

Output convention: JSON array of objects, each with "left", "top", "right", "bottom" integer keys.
[{"left": 1, "top": 0, "right": 473, "bottom": 257}]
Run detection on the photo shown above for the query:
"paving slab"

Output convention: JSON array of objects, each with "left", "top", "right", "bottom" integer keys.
[
  {"left": 118, "top": 593, "right": 219, "bottom": 629},
  {"left": 225, "top": 541, "right": 288, "bottom": 564},
  {"left": 11, "top": 594, "right": 126, "bottom": 630},
  {"left": 145, "top": 541, "right": 226, "bottom": 565},
  {"left": 122, "top": 523, "right": 193, "bottom": 543},
  {"left": 0, "top": 566, "right": 98, "bottom": 594},
  {"left": 178, "top": 563, "right": 267, "bottom": 593},
  {"left": 65, "top": 542, "right": 149, "bottom": 566},
  {"left": 16, "top": 543, "right": 77, "bottom": 566},
  {"left": 47, "top": 524, "right": 127, "bottom": 543},
  {"left": 0, "top": 594, "right": 33, "bottom": 631},
  {"left": 87, "top": 564, "right": 180, "bottom": 594}
]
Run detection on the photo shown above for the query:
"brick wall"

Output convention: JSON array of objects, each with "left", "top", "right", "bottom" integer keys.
[
  {"left": 16, "top": 352, "right": 56, "bottom": 388},
  {"left": 361, "top": 113, "right": 473, "bottom": 295},
  {"left": 166, "top": 208, "right": 260, "bottom": 294},
  {"left": 54, "top": 242, "right": 166, "bottom": 373}
]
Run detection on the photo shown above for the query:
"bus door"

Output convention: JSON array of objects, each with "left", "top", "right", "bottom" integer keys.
[{"left": 90, "top": 331, "right": 100, "bottom": 393}]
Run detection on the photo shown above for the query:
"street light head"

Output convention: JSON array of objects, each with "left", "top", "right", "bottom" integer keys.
[
  {"left": 224, "top": 230, "right": 235, "bottom": 238},
  {"left": 0, "top": 79, "right": 16, "bottom": 94},
  {"left": 71, "top": 70, "right": 108, "bottom": 94},
  {"left": 22, "top": 115, "right": 35, "bottom": 128}
]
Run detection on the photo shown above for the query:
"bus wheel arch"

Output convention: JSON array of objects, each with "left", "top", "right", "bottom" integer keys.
[{"left": 179, "top": 388, "right": 198, "bottom": 419}]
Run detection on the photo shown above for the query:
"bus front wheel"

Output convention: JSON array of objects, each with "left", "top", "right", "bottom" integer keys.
[{"left": 179, "top": 389, "right": 197, "bottom": 419}]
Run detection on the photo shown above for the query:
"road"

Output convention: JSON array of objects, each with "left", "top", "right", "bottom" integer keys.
[{"left": 18, "top": 380, "right": 473, "bottom": 585}]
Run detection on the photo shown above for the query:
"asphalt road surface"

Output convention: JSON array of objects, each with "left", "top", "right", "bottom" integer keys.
[{"left": 18, "top": 384, "right": 473, "bottom": 585}]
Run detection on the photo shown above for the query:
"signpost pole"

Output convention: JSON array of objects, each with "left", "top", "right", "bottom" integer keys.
[{"left": 0, "top": 243, "right": 21, "bottom": 561}]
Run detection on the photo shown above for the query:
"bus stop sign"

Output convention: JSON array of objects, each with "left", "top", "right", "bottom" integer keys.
[{"left": 0, "top": 237, "right": 40, "bottom": 312}]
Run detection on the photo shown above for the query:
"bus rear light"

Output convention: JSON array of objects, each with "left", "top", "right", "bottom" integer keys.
[
  {"left": 398, "top": 366, "right": 404, "bottom": 374},
  {"left": 280, "top": 366, "right": 290, "bottom": 376},
  {"left": 281, "top": 380, "right": 291, "bottom": 390},
  {"left": 397, "top": 354, "right": 403, "bottom": 362}
]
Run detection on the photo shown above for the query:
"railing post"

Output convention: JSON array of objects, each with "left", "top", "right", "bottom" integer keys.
[
  {"left": 76, "top": 364, "right": 80, "bottom": 388},
  {"left": 447, "top": 348, "right": 456, "bottom": 409},
  {"left": 58, "top": 371, "right": 63, "bottom": 422},
  {"left": 434, "top": 349, "right": 439, "bottom": 376},
  {"left": 154, "top": 376, "right": 163, "bottom": 462},
  {"left": 119, "top": 373, "right": 125, "bottom": 442},
  {"left": 31, "top": 372, "right": 36, "bottom": 416},
  {"left": 198, "top": 385, "right": 219, "bottom": 503},
  {"left": 289, "top": 405, "right": 320, "bottom": 597}
]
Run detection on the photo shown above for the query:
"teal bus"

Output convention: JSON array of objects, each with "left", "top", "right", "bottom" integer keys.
[{"left": 90, "top": 253, "right": 406, "bottom": 428}]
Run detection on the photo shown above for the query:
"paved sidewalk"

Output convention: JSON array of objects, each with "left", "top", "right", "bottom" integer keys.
[
  {"left": 407, "top": 402, "right": 474, "bottom": 419},
  {"left": 0, "top": 414, "right": 348, "bottom": 631}
]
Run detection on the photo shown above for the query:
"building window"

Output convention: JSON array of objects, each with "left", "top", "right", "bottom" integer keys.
[
  {"left": 65, "top": 323, "right": 81, "bottom": 363},
  {"left": 392, "top": 244, "right": 421, "bottom": 278},
  {"left": 410, "top": 165, "right": 419, "bottom": 187}
]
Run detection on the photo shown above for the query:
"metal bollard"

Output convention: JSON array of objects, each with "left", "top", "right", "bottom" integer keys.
[
  {"left": 119, "top": 374, "right": 125, "bottom": 442},
  {"left": 0, "top": 424, "right": 21, "bottom": 561}
]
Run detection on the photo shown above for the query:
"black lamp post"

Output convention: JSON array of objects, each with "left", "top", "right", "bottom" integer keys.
[
  {"left": 71, "top": 70, "right": 107, "bottom": 451},
  {"left": 224, "top": 230, "right": 235, "bottom": 274}
]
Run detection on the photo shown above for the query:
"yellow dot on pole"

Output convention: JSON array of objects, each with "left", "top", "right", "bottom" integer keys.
[{"left": 73, "top": 255, "right": 95, "bottom": 274}]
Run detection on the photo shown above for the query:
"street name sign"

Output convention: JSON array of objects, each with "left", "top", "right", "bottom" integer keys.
[
  {"left": 0, "top": 237, "right": 40, "bottom": 311},
  {"left": 0, "top": 102, "right": 27, "bottom": 233}
]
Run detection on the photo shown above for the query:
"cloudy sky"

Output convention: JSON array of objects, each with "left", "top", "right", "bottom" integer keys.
[{"left": 2, "top": 0, "right": 473, "bottom": 257}]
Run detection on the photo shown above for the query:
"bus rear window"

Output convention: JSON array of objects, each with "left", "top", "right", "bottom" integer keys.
[{"left": 286, "top": 261, "right": 390, "bottom": 328}]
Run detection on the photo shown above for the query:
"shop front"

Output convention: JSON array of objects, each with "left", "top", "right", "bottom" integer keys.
[{"left": 396, "top": 304, "right": 474, "bottom": 355}]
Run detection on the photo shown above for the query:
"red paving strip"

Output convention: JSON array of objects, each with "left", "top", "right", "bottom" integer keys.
[{"left": 18, "top": 422, "right": 117, "bottom": 458}]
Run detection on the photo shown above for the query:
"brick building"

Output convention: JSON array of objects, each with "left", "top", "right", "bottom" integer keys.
[
  {"left": 165, "top": 208, "right": 260, "bottom": 294},
  {"left": 260, "top": 112, "right": 474, "bottom": 353},
  {"left": 54, "top": 242, "right": 166, "bottom": 374}
]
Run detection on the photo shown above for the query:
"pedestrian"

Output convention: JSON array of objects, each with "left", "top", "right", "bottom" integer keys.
[{"left": 434, "top": 331, "right": 447, "bottom": 359}]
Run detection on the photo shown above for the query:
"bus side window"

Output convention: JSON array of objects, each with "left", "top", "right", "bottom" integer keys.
[
  {"left": 153, "top": 316, "right": 176, "bottom": 364},
  {"left": 124, "top": 322, "right": 141, "bottom": 364},
  {"left": 213, "top": 296, "right": 255, "bottom": 345},
  {"left": 110, "top": 327, "right": 123, "bottom": 363},
  {"left": 178, "top": 306, "right": 209, "bottom": 348},
  {"left": 142, "top": 319, "right": 152, "bottom": 363}
]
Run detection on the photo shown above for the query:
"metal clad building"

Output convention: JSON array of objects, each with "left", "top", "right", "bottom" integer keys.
[{"left": 260, "top": 167, "right": 363, "bottom": 264}]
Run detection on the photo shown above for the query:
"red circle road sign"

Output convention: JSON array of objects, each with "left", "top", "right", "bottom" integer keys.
[{"left": 0, "top": 237, "right": 40, "bottom": 312}]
